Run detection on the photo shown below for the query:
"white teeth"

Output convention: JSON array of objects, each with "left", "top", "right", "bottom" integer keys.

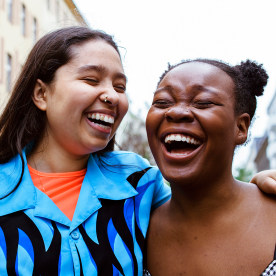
[
  {"left": 87, "top": 113, "right": 115, "bottom": 124},
  {"left": 164, "top": 134, "right": 201, "bottom": 145},
  {"left": 93, "top": 122, "right": 109, "bottom": 129}
]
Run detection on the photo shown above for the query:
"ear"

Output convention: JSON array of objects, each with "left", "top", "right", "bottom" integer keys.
[
  {"left": 32, "top": 79, "right": 48, "bottom": 111},
  {"left": 235, "top": 113, "right": 251, "bottom": 145}
]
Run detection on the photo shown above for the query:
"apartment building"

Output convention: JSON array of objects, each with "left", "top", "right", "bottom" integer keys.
[{"left": 0, "top": 0, "right": 86, "bottom": 108}]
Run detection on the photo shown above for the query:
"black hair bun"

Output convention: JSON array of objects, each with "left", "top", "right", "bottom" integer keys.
[{"left": 235, "top": 60, "right": 269, "bottom": 97}]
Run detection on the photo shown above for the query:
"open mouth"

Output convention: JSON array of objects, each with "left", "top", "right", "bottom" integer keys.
[
  {"left": 163, "top": 134, "right": 202, "bottom": 154},
  {"left": 87, "top": 113, "right": 114, "bottom": 129}
]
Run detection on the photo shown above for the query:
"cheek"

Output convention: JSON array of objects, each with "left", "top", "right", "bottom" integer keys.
[
  {"left": 147, "top": 107, "right": 168, "bottom": 130},
  {"left": 146, "top": 109, "right": 161, "bottom": 144},
  {"left": 199, "top": 112, "right": 237, "bottom": 149},
  {"left": 145, "top": 110, "right": 154, "bottom": 135},
  {"left": 48, "top": 88, "right": 82, "bottom": 111},
  {"left": 198, "top": 109, "right": 234, "bottom": 130},
  {"left": 146, "top": 108, "right": 159, "bottom": 129},
  {"left": 119, "top": 95, "right": 129, "bottom": 117}
]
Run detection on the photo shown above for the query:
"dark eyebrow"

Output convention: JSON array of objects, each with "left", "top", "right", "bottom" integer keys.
[
  {"left": 191, "top": 84, "right": 221, "bottom": 96},
  {"left": 77, "top": 65, "right": 104, "bottom": 74},
  {"left": 154, "top": 84, "right": 221, "bottom": 96},
  {"left": 77, "top": 65, "right": 127, "bottom": 83},
  {"left": 154, "top": 85, "right": 173, "bottom": 94}
]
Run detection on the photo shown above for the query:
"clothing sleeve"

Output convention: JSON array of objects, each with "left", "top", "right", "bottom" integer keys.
[{"left": 151, "top": 168, "right": 171, "bottom": 210}]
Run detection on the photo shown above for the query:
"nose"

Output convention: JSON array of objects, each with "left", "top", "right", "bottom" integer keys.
[
  {"left": 165, "top": 104, "right": 194, "bottom": 122},
  {"left": 100, "top": 84, "right": 120, "bottom": 106}
]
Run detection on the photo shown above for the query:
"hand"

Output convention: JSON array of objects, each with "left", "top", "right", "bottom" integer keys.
[{"left": 250, "top": 170, "right": 276, "bottom": 194}]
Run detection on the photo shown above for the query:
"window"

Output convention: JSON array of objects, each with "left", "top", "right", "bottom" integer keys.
[
  {"left": 33, "top": 17, "right": 37, "bottom": 43},
  {"left": 21, "top": 4, "right": 26, "bottom": 36},
  {"left": 7, "top": 0, "right": 13, "bottom": 22},
  {"left": 6, "top": 54, "right": 12, "bottom": 92}
]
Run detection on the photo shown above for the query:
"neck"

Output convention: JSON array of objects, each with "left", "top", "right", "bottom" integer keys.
[
  {"left": 27, "top": 139, "right": 89, "bottom": 173},
  {"left": 168, "top": 171, "right": 243, "bottom": 221}
]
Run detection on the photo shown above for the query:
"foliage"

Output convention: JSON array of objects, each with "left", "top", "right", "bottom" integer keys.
[
  {"left": 117, "top": 109, "right": 155, "bottom": 165},
  {"left": 234, "top": 167, "right": 253, "bottom": 182}
]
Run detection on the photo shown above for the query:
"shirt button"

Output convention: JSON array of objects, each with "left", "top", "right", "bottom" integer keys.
[{"left": 71, "top": 230, "right": 80, "bottom": 240}]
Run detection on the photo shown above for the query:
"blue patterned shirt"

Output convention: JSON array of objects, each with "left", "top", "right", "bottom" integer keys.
[{"left": 0, "top": 149, "right": 171, "bottom": 275}]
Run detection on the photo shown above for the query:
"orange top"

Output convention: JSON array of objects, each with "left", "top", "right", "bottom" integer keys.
[{"left": 28, "top": 165, "right": 86, "bottom": 221}]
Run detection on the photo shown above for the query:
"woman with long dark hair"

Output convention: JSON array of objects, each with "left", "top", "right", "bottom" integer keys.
[{"left": 0, "top": 26, "right": 170, "bottom": 275}]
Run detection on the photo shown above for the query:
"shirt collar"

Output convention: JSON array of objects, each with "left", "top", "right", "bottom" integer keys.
[
  {"left": 85, "top": 154, "right": 138, "bottom": 200},
  {"left": 70, "top": 153, "right": 138, "bottom": 231},
  {"left": 0, "top": 148, "right": 139, "bottom": 226},
  {"left": 34, "top": 188, "right": 71, "bottom": 226},
  {"left": 0, "top": 147, "right": 71, "bottom": 225}
]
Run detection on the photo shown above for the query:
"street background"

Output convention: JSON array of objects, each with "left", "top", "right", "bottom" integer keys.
[{"left": 74, "top": 0, "right": 276, "bottom": 170}]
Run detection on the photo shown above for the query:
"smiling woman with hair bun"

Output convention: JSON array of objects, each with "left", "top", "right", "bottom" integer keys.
[{"left": 145, "top": 59, "right": 276, "bottom": 276}]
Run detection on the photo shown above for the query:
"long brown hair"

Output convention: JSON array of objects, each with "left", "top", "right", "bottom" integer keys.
[{"left": 0, "top": 26, "right": 121, "bottom": 198}]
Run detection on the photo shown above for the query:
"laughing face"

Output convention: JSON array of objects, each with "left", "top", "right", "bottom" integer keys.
[
  {"left": 146, "top": 62, "right": 246, "bottom": 185},
  {"left": 34, "top": 39, "right": 128, "bottom": 158}
]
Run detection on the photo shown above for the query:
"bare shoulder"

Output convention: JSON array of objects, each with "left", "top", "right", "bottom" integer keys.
[
  {"left": 242, "top": 180, "right": 276, "bottom": 219},
  {"left": 148, "top": 200, "right": 170, "bottom": 231},
  {"left": 146, "top": 200, "right": 177, "bottom": 275},
  {"left": 147, "top": 200, "right": 173, "bottom": 250}
]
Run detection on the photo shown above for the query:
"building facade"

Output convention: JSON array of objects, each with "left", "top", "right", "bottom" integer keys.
[
  {"left": 0, "top": 0, "right": 86, "bottom": 109},
  {"left": 266, "top": 91, "right": 276, "bottom": 169},
  {"left": 244, "top": 90, "right": 276, "bottom": 174}
]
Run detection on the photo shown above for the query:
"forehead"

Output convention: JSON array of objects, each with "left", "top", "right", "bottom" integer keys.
[
  {"left": 69, "top": 39, "right": 123, "bottom": 70},
  {"left": 159, "top": 62, "right": 234, "bottom": 93}
]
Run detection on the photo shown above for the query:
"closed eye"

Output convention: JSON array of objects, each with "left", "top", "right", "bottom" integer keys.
[
  {"left": 194, "top": 101, "right": 218, "bottom": 108},
  {"left": 83, "top": 78, "right": 99, "bottom": 85},
  {"left": 114, "top": 85, "right": 126, "bottom": 93},
  {"left": 152, "top": 100, "right": 173, "bottom": 108}
]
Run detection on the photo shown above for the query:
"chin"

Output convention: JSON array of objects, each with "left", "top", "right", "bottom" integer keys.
[
  {"left": 160, "top": 170, "right": 185, "bottom": 185},
  {"left": 161, "top": 166, "right": 200, "bottom": 187}
]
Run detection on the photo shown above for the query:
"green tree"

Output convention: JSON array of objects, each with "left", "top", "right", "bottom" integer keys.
[
  {"left": 235, "top": 167, "right": 253, "bottom": 182},
  {"left": 117, "top": 109, "right": 155, "bottom": 165}
]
